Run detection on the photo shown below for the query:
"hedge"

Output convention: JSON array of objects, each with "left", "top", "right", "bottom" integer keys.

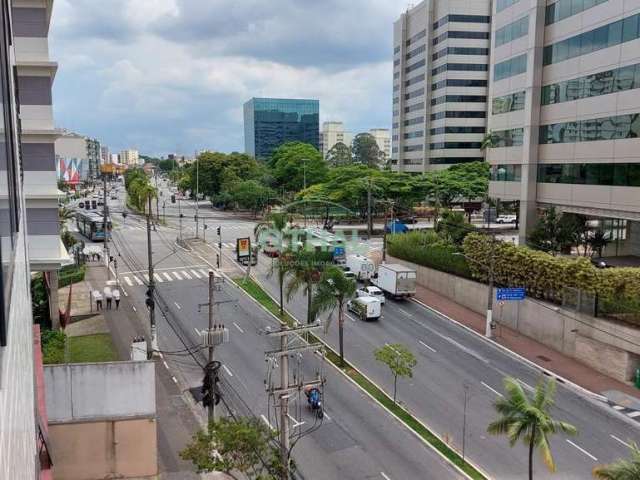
[
  {"left": 59, "top": 264, "right": 86, "bottom": 288},
  {"left": 387, "top": 231, "right": 472, "bottom": 279}
]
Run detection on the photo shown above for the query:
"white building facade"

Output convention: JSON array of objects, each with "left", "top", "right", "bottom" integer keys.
[
  {"left": 392, "top": 0, "right": 491, "bottom": 172},
  {"left": 487, "top": 0, "right": 640, "bottom": 251},
  {"left": 369, "top": 128, "right": 392, "bottom": 159},
  {"left": 119, "top": 149, "right": 139, "bottom": 166},
  {"left": 320, "top": 122, "right": 353, "bottom": 159}
]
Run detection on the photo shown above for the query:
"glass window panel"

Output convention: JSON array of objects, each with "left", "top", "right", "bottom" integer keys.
[
  {"left": 568, "top": 35, "right": 582, "bottom": 58},
  {"left": 559, "top": 0, "right": 572, "bottom": 19},
  {"left": 571, "top": 0, "right": 584, "bottom": 15},
  {"left": 608, "top": 19, "right": 623, "bottom": 47},
  {"left": 628, "top": 164, "right": 640, "bottom": 186},
  {"left": 583, "top": 0, "right": 596, "bottom": 8},
  {"left": 546, "top": 3, "right": 556, "bottom": 25},
  {"left": 580, "top": 30, "right": 595, "bottom": 55},
  {"left": 593, "top": 25, "right": 609, "bottom": 51},
  {"left": 613, "top": 164, "right": 628, "bottom": 186},
  {"left": 622, "top": 15, "right": 639, "bottom": 43},
  {"left": 628, "top": 113, "right": 640, "bottom": 138},
  {"left": 554, "top": 41, "right": 569, "bottom": 62},
  {"left": 616, "top": 65, "right": 635, "bottom": 91}
]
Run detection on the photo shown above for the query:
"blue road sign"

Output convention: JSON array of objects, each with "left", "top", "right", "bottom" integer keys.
[{"left": 496, "top": 287, "right": 526, "bottom": 301}]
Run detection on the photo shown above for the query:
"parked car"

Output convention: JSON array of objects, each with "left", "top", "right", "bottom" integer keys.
[
  {"left": 496, "top": 215, "right": 517, "bottom": 224},
  {"left": 356, "top": 286, "right": 385, "bottom": 305},
  {"left": 385, "top": 220, "right": 409, "bottom": 234}
]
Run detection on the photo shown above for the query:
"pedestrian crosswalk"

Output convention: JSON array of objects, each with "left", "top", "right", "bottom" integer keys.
[{"left": 119, "top": 266, "right": 215, "bottom": 286}]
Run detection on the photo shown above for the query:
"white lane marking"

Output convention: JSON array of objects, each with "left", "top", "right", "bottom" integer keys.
[
  {"left": 611, "top": 434, "right": 632, "bottom": 449},
  {"left": 233, "top": 322, "right": 244, "bottom": 333},
  {"left": 171, "top": 376, "right": 179, "bottom": 384},
  {"left": 162, "top": 360, "right": 169, "bottom": 370},
  {"left": 194, "top": 328, "right": 200, "bottom": 335},
  {"left": 323, "top": 412, "right": 332, "bottom": 421},
  {"left": 398, "top": 308, "right": 411, "bottom": 317},
  {"left": 381, "top": 473, "right": 392, "bottom": 480},
  {"left": 613, "top": 405, "right": 625, "bottom": 411},
  {"left": 143, "top": 273, "right": 149, "bottom": 282},
  {"left": 190, "top": 269, "right": 202, "bottom": 278},
  {"left": 133, "top": 276, "right": 143, "bottom": 285},
  {"left": 223, "top": 365, "right": 233, "bottom": 377},
  {"left": 419, "top": 340, "right": 437, "bottom": 353},
  {"left": 163, "top": 272, "right": 173, "bottom": 281},
  {"left": 287, "top": 413, "right": 305, "bottom": 428},
  {"left": 628, "top": 411, "right": 640, "bottom": 418},
  {"left": 199, "top": 269, "right": 210, "bottom": 277},
  {"left": 182, "top": 270, "right": 192, "bottom": 279},
  {"left": 517, "top": 379, "right": 535, "bottom": 392},
  {"left": 481, "top": 382, "right": 504, "bottom": 398},
  {"left": 132, "top": 306, "right": 137, "bottom": 312},
  {"left": 566, "top": 439, "right": 598, "bottom": 461},
  {"left": 260, "top": 415, "right": 272, "bottom": 429},
  {"left": 123, "top": 290, "right": 129, "bottom": 297},
  {"left": 154, "top": 273, "right": 164, "bottom": 283},
  {"left": 224, "top": 242, "right": 234, "bottom": 248},
  {"left": 346, "top": 313, "right": 358, "bottom": 322},
  {"left": 174, "top": 302, "right": 181, "bottom": 310},
  {"left": 172, "top": 271, "right": 183, "bottom": 280},
  {"left": 124, "top": 276, "right": 133, "bottom": 286}
]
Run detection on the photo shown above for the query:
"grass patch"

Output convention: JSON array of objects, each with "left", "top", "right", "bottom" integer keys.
[
  {"left": 42, "top": 330, "right": 119, "bottom": 364},
  {"left": 234, "top": 276, "right": 486, "bottom": 480}
]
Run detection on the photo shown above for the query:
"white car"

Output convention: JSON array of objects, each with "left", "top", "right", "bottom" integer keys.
[
  {"left": 496, "top": 215, "right": 517, "bottom": 224},
  {"left": 356, "top": 286, "right": 385, "bottom": 305}
]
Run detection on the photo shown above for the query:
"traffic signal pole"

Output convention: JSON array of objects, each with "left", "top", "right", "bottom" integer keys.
[{"left": 147, "top": 195, "right": 158, "bottom": 355}]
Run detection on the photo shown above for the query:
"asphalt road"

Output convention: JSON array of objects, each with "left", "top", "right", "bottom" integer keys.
[{"left": 105, "top": 185, "right": 463, "bottom": 480}]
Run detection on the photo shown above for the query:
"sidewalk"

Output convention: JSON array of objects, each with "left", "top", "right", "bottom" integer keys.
[
  {"left": 84, "top": 264, "right": 200, "bottom": 479},
  {"left": 413, "top": 283, "right": 640, "bottom": 401}
]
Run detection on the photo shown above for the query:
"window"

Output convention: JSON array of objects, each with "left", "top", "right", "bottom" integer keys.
[
  {"left": 405, "top": 74, "right": 425, "bottom": 87},
  {"left": 405, "top": 102, "right": 424, "bottom": 113},
  {"left": 497, "top": 0, "right": 521, "bottom": 13},
  {"left": 494, "top": 54, "right": 527, "bottom": 81},
  {"left": 405, "top": 88, "right": 424, "bottom": 100},
  {"left": 404, "top": 116, "right": 424, "bottom": 127},
  {"left": 406, "top": 30, "right": 427, "bottom": 46},
  {"left": 430, "top": 157, "right": 485, "bottom": 164},
  {"left": 430, "top": 142, "right": 483, "bottom": 150},
  {"left": 431, "top": 95, "right": 487, "bottom": 106},
  {"left": 541, "top": 63, "right": 640, "bottom": 105},
  {"left": 431, "top": 111, "right": 486, "bottom": 120},
  {"left": 433, "top": 31, "right": 490, "bottom": 45},
  {"left": 495, "top": 16, "right": 529, "bottom": 46},
  {"left": 404, "top": 145, "right": 424, "bottom": 152},
  {"left": 430, "top": 126, "right": 486, "bottom": 135},
  {"left": 546, "top": 0, "right": 608, "bottom": 25},
  {"left": 491, "top": 128, "right": 524, "bottom": 147},
  {"left": 543, "top": 13, "right": 640, "bottom": 66},
  {"left": 492, "top": 91, "right": 526, "bottom": 114},
  {"left": 433, "top": 14, "right": 491, "bottom": 29},
  {"left": 539, "top": 113, "right": 640, "bottom": 144},
  {"left": 405, "top": 59, "right": 425, "bottom": 74},
  {"left": 433, "top": 47, "right": 489, "bottom": 60},
  {"left": 433, "top": 79, "right": 487, "bottom": 90},
  {"left": 404, "top": 130, "right": 424, "bottom": 139},
  {"left": 406, "top": 45, "right": 426, "bottom": 60},
  {"left": 538, "top": 162, "right": 640, "bottom": 186},
  {"left": 432, "top": 63, "right": 488, "bottom": 76},
  {"left": 491, "top": 164, "right": 522, "bottom": 181}
]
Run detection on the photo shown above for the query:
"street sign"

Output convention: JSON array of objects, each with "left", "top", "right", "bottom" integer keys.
[
  {"left": 496, "top": 287, "right": 526, "bottom": 301},
  {"left": 237, "top": 237, "right": 251, "bottom": 261}
]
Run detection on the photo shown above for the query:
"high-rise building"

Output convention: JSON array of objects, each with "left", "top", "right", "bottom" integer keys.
[
  {"left": 487, "top": 0, "right": 640, "bottom": 252},
  {"left": 392, "top": 1, "right": 491, "bottom": 172},
  {"left": 369, "top": 128, "right": 392, "bottom": 159},
  {"left": 100, "top": 145, "right": 110, "bottom": 164},
  {"left": 320, "top": 121, "right": 353, "bottom": 159},
  {"left": 56, "top": 130, "right": 90, "bottom": 184},
  {"left": 0, "top": 2, "right": 53, "bottom": 478},
  {"left": 86, "top": 138, "right": 101, "bottom": 179},
  {"left": 244, "top": 98, "right": 320, "bottom": 160},
  {"left": 119, "top": 149, "right": 139, "bottom": 166}
]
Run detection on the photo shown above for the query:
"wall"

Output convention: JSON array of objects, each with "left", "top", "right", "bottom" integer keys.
[
  {"left": 388, "top": 255, "right": 640, "bottom": 383},
  {"left": 49, "top": 418, "right": 157, "bottom": 480}
]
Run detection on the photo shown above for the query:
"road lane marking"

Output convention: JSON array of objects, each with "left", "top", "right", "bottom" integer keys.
[
  {"left": 172, "top": 271, "right": 183, "bottom": 280},
  {"left": 163, "top": 272, "right": 173, "bottom": 281},
  {"left": 182, "top": 270, "right": 192, "bottom": 279},
  {"left": 143, "top": 274, "right": 149, "bottom": 282},
  {"left": 162, "top": 360, "right": 169, "bottom": 370},
  {"left": 346, "top": 313, "right": 358, "bottom": 322},
  {"left": 123, "top": 276, "right": 133, "bottom": 286},
  {"left": 323, "top": 412, "right": 331, "bottom": 421},
  {"left": 174, "top": 302, "right": 181, "bottom": 310},
  {"left": 260, "top": 415, "right": 272, "bottom": 429},
  {"left": 287, "top": 413, "right": 305, "bottom": 428},
  {"left": 154, "top": 273, "right": 163, "bottom": 283},
  {"left": 481, "top": 382, "right": 503, "bottom": 398},
  {"left": 123, "top": 289, "right": 128, "bottom": 297},
  {"left": 233, "top": 322, "right": 244, "bottom": 333},
  {"left": 517, "top": 379, "right": 534, "bottom": 392},
  {"left": 190, "top": 269, "right": 202, "bottom": 278},
  {"left": 171, "top": 376, "right": 179, "bottom": 385},
  {"left": 132, "top": 306, "right": 137, "bottom": 312},
  {"left": 199, "top": 269, "right": 210, "bottom": 277},
  {"left": 613, "top": 405, "right": 625, "bottom": 410},
  {"left": 566, "top": 439, "right": 597, "bottom": 461},
  {"left": 398, "top": 308, "right": 411, "bottom": 317},
  {"left": 133, "top": 276, "right": 143, "bottom": 285},
  {"left": 381, "top": 473, "right": 392, "bottom": 480},
  {"left": 419, "top": 340, "right": 437, "bottom": 353},
  {"left": 611, "top": 434, "right": 632, "bottom": 448},
  {"left": 194, "top": 328, "right": 200, "bottom": 335},
  {"left": 223, "top": 365, "right": 233, "bottom": 377},
  {"left": 628, "top": 411, "right": 640, "bottom": 418}
]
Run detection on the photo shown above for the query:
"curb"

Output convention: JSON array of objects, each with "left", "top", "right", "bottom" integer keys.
[
  {"left": 410, "top": 297, "right": 610, "bottom": 404},
  {"left": 233, "top": 274, "right": 489, "bottom": 480}
]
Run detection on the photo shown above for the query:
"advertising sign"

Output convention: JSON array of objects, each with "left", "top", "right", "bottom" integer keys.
[{"left": 237, "top": 237, "right": 251, "bottom": 261}]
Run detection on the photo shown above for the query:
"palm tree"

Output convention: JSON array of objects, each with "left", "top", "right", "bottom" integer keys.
[
  {"left": 593, "top": 443, "right": 640, "bottom": 479},
  {"left": 487, "top": 377, "right": 577, "bottom": 480},
  {"left": 58, "top": 206, "right": 75, "bottom": 227},
  {"left": 136, "top": 184, "right": 158, "bottom": 216},
  {"left": 255, "top": 212, "right": 289, "bottom": 317},
  {"left": 312, "top": 266, "right": 357, "bottom": 367},
  {"left": 285, "top": 250, "right": 331, "bottom": 325}
]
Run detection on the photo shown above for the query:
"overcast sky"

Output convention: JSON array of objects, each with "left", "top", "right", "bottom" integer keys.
[{"left": 50, "top": 0, "right": 402, "bottom": 157}]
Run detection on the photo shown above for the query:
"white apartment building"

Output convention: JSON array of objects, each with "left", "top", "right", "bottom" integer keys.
[
  {"left": 487, "top": 0, "right": 640, "bottom": 253},
  {"left": 320, "top": 121, "right": 354, "bottom": 158},
  {"left": 119, "top": 149, "right": 139, "bottom": 166},
  {"left": 392, "top": 0, "right": 491, "bottom": 172},
  {"left": 369, "top": 128, "right": 392, "bottom": 159}
]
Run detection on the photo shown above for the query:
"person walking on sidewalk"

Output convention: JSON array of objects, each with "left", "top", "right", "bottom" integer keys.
[
  {"left": 104, "top": 286, "right": 113, "bottom": 310},
  {"left": 113, "top": 288, "right": 121, "bottom": 310},
  {"left": 93, "top": 290, "right": 103, "bottom": 311}
]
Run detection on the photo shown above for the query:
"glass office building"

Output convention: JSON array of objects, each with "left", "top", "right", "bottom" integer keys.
[{"left": 244, "top": 98, "right": 320, "bottom": 159}]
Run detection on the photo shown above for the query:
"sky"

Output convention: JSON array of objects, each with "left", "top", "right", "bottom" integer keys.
[{"left": 50, "top": 0, "right": 404, "bottom": 157}]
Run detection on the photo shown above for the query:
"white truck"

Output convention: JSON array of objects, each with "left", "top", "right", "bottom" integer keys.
[
  {"left": 347, "top": 296, "right": 382, "bottom": 321},
  {"left": 372, "top": 264, "right": 417, "bottom": 299},
  {"left": 345, "top": 254, "right": 375, "bottom": 281}
]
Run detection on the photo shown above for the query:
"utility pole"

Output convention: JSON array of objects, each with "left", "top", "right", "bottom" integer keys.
[
  {"left": 207, "top": 271, "right": 215, "bottom": 421},
  {"left": 382, "top": 201, "right": 394, "bottom": 263},
  {"left": 154, "top": 169, "right": 160, "bottom": 224},
  {"left": 485, "top": 232, "right": 496, "bottom": 339},
  {"left": 265, "top": 323, "right": 324, "bottom": 480},
  {"left": 462, "top": 382, "right": 470, "bottom": 461},
  {"left": 195, "top": 153, "right": 200, "bottom": 239},
  {"left": 103, "top": 174, "right": 110, "bottom": 280},
  {"left": 178, "top": 197, "right": 183, "bottom": 242},
  {"left": 367, "top": 177, "right": 373, "bottom": 240},
  {"left": 146, "top": 194, "right": 158, "bottom": 355}
]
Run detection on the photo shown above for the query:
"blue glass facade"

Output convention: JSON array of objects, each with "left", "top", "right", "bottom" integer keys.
[{"left": 243, "top": 98, "right": 320, "bottom": 159}]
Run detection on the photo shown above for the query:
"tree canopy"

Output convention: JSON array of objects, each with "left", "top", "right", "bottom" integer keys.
[
  {"left": 352, "top": 133, "right": 384, "bottom": 169},
  {"left": 271, "top": 142, "right": 327, "bottom": 192},
  {"left": 326, "top": 141, "right": 352, "bottom": 167}
]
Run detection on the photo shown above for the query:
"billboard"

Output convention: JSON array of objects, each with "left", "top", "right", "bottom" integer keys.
[{"left": 236, "top": 237, "right": 251, "bottom": 261}]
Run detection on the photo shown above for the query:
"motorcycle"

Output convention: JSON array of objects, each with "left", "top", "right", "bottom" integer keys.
[{"left": 304, "top": 386, "right": 324, "bottom": 419}]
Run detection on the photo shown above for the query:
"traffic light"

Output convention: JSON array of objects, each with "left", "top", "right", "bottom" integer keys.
[
  {"left": 171, "top": 194, "right": 176, "bottom": 204},
  {"left": 194, "top": 215, "right": 198, "bottom": 222},
  {"left": 145, "top": 288, "right": 154, "bottom": 311},
  {"left": 216, "top": 226, "right": 221, "bottom": 236},
  {"left": 122, "top": 211, "right": 128, "bottom": 219}
]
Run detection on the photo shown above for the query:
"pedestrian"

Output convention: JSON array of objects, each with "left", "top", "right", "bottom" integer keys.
[
  {"left": 113, "top": 288, "right": 120, "bottom": 309},
  {"left": 104, "top": 286, "right": 113, "bottom": 310},
  {"left": 93, "top": 290, "right": 103, "bottom": 311},
  {"left": 96, "top": 253, "right": 101, "bottom": 262}
]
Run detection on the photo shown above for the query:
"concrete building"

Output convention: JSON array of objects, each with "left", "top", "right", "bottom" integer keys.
[
  {"left": 369, "top": 128, "right": 392, "bottom": 159},
  {"left": 86, "top": 137, "right": 101, "bottom": 179},
  {"left": 244, "top": 98, "right": 320, "bottom": 160},
  {"left": 0, "top": 2, "right": 53, "bottom": 478},
  {"left": 392, "top": 0, "right": 491, "bottom": 172},
  {"left": 55, "top": 130, "right": 90, "bottom": 185},
  {"left": 101, "top": 145, "right": 110, "bottom": 164},
  {"left": 110, "top": 153, "right": 119, "bottom": 164},
  {"left": 486, "top": 0, "right": 640, "bottom": 253},
  {"left": 320, "top": 121, "right": 353, "bottom": 159},
  {"left": 119, "top": 149, "right": 139, "bottom": 166}
]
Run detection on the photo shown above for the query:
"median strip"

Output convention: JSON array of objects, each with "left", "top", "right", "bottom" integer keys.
[{"left": 235, "top": 277, "right": 487, "bottom": 480}]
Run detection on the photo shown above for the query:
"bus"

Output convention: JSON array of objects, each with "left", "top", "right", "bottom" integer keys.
[{"left": 76, "top": 211, "right": 112, "bottom": 241}]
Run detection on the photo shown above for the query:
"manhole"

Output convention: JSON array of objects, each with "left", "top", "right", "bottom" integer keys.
[{"left": 537, "top": 355, "right": 551, "bottom": 362}]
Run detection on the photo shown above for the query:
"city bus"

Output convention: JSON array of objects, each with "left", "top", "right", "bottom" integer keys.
[{"left": 76, "top": 211, "right": 112, "bottom": 241}]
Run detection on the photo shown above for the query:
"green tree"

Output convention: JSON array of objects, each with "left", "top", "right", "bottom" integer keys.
[
  {"left": 58, "top": 206, "right": 75, "bottom": 227},
  {"left": 285, "top": 250, "right": 332, "bottom": 325},
  {"left": 230, "top": 180, "right": 276, "bottom": 216},
  {"left": 271, "top": 142, "right": 327, "bottom": 192},
  {"left": 352, "top": 133, "right": 384, "bottom": 169},
  {"left": 528, "top": 208, "right": 587, "bottom": 255},
  {"left": 593, "top": 443, "right": 640, "bottom": 479},
  {"left": 180, "top": 417, "right": 282, "bottom": 479},
  {"left": 487, "top": 377, "right": 577, "bottom": 480},
  {"left": 312, "top": 266, "right": 357, "bottom": 367},
  {"left": 255, "top": 212, "right": 290, "bottom": 317},
  {"left": 435, "top": 209, "right": 474, "bottom": 246},
  {"left": 374, "top": 343, "right": 417, "bottom": 404},
  {"left": 589, "top": 229, "right": 610, "bottom": 258},
  {"left": 326, "top": 141, "right": 352, "bottom": 167}
]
